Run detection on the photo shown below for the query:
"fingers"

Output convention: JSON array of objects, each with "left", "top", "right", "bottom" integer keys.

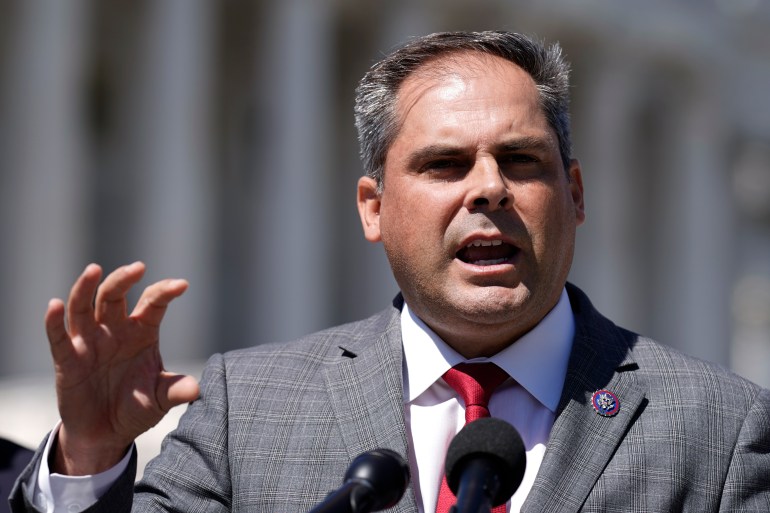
[
  {"left": 130, "top": 278, "right": 189, "bottom": 328},
  {"left": 55, "top": 261, "right": 187, "bottom": 360},
  {"left": 46, "top": 298, "right": 71, "bottom": 361},
  {"left": 156, "top": 372, "right": 200, "bottom": 412},
  {"left": 66, "top": 264, "right": 103, "bottom": 337},
  {"left": 94, "top": 262, "right": 146, "bottom": 324}
]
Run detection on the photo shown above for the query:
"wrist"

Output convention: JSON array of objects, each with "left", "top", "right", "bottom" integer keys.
[{"left": 52, "top": 427, "right": 132, "bottom": 476}]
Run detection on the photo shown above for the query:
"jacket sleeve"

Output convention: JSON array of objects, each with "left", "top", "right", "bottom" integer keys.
[
  {"left": 131, "top": 353, "right": 232, "bottom": 512},
  {"left": 718, "top": 386, "right": 770, "bottom": 512},
  {"left": 10, "top": 353, "right": 231, "bottom": 513},
  {"left": 8, "top": 437, "right": 136, "bottom": 513}
]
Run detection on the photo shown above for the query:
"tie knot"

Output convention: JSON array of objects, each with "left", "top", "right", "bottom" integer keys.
[{"left": 442, "top": 362, "right": 509, "bottom": 423}]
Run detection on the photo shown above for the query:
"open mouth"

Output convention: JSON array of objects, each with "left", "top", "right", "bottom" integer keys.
[{"left": 455, "top": 239, "right": 519, "bottom": 266}]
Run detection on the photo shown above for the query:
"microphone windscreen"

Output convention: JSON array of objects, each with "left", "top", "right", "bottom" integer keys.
[
  {"left": 445, "top": 417, "right": 526, "bottom": 505},
  {"left": 345, "top": 448, "right": 410, "bottom": 510}
]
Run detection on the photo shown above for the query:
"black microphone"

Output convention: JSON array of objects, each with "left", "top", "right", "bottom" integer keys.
[
  {"left": 307, "top": 448, "right": 410, "bottom": 513},
  {"left": 445, "top": 418, "right": 526, "bottom": 513}
]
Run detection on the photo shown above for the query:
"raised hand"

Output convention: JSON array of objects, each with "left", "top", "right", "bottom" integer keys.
[{"left": 45, "top": 262, "right": 200, "bottom": 475}]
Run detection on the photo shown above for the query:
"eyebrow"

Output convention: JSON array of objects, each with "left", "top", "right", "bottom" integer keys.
[
  {"left": 494, "top": 135, "right": 554, "bottom": 154},
  {"left": 405, "top": 135, "right": 554, "bottom": 168}
]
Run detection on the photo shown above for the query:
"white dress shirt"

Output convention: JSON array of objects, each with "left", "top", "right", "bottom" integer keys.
[
  {"left": 402, "top": 288, "right": 575, "bottom": 513},
  {"left": 30, "top": 288, "right": 574, "bottom": 513}
]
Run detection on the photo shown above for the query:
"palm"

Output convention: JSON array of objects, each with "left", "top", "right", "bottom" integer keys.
[
  {"left": 59, "top": 321, "right": 163, "bottom": 438},
  {"left": 46, "top": 263, "right": 199, "bottom": 473}
]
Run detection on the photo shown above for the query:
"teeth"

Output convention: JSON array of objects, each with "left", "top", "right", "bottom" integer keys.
[{"left": 467, "top": 239, "right": 503, "bottom": 248}]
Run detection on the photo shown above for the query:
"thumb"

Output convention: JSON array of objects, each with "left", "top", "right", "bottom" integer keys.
[{"left": 156, "top": 372, "right": 200, "bottom": 412}]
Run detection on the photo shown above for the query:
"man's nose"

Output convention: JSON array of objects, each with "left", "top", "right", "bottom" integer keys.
[{"left": 463, "top": 159, "right": 513, "bottom": 211}]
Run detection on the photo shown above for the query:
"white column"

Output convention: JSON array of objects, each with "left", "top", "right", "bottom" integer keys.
[
  {"left": 730, "top": 140, "right": 770, "bottom": 387},
  {"left": 655, "top": 76, "right": 732, "bottom": 365},
  {"left": 248, "top": 0, "right": 334, "bottom": 343},
  {"left": 0, "top": 0, "right": 89, "bottom": 375},
  {"left": 129, "top": 0, "right": 216, "bottom": 363},
  {"left": 570, "top": 56, "right": 649, "bottom": 329}
]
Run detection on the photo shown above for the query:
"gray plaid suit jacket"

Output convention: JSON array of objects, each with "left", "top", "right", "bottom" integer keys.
[{"left": 10, "top": 284, "right": 770, "bottom": 512}]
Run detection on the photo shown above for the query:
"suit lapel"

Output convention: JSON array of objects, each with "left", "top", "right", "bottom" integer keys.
[
  {"left": 523, "top": 285, "right": 647, "bottom": 512},
  {"left": 323, "top": 299, "right": 419, "bottom": 513},
  {"left": 320, "top": 287, "right": 646, "bottom": 513}
]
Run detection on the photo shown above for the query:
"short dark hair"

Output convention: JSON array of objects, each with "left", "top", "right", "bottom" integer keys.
[{"left": 354, "top": 31, "right": 572, "bottom": 189}]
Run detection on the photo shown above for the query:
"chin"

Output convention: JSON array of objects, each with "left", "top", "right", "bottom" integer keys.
[{"left": 451, "top": 286, "right": 533, "bottom": 322}]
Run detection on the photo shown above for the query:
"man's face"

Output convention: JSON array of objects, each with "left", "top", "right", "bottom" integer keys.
[{"left": 357, "top": 52, "right": 585, "bottom": 357}]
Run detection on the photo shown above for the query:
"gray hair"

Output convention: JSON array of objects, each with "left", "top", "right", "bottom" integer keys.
[{"left": 354, "top": 31, "right": 572, "bottom": 189}]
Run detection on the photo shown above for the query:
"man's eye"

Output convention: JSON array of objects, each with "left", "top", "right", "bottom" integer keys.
[
  {"left": 500, "top": 154, "right": 537, "bottom": 164},
  {"left": 426, "top": 159, "right": 461, "bottom": 170},
  {"left": 417, "top": 159, "right": 470, "bottom": 181}
]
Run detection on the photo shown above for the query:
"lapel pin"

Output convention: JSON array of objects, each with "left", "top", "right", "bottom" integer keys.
[{"left": 591, "top": 389, "right": 620, "bottom": 417}]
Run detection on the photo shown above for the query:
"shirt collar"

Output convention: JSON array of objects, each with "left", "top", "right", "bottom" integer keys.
[{"left": 401, "top": 288, "right": 575, "bottom": 412}]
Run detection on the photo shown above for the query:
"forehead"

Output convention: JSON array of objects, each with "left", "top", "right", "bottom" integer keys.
[
  {"left": 385, "top": 51, "right": 552, "bottom": 160},
  {"left": 393, "top": 51, "right": 542, "bottom": 128}
]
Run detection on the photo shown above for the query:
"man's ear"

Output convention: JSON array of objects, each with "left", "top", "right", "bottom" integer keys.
[
  {"left": 357, "top": 176, "right": 382, "bottom": 242},
  {"left": 568, "top": 159, "right": 586, "bottom": 226}
]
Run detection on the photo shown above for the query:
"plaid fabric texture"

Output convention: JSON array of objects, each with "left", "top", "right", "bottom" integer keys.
[{"left": 11, "top": 286, "right": 770, "bottom": 512}]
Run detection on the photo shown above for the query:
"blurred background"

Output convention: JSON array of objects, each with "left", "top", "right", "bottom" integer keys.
[{"left": 2, "top": 0, "right": 770, "bottom": 470}]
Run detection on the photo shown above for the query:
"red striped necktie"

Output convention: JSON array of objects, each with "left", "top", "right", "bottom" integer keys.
[{"left": 435, "top": 362, "right": 510, "bottom": 513}]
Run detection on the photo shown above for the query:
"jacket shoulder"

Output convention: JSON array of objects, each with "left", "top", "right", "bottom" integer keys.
[{"left": 233, "top": 302, "right": 399, "bottom": 355}]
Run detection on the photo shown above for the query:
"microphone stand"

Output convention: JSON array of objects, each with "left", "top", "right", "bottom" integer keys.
[{"left": 448, "top": 459, "right": 501, "bottom": 513}]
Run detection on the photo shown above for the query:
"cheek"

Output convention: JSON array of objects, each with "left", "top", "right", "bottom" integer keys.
[
  {"left": 378, "top": 201, "right": 421, "bottom": 253},
  {"left": 517, "top": 188, "right": 573, "bottom": 244},
  {"left": 382, "top": 186, "right": 456, "bottom": 231}
]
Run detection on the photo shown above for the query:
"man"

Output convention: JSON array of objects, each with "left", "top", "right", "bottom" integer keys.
[{"left": 10, "top": 31, "right": 770, "bottom": 512}]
